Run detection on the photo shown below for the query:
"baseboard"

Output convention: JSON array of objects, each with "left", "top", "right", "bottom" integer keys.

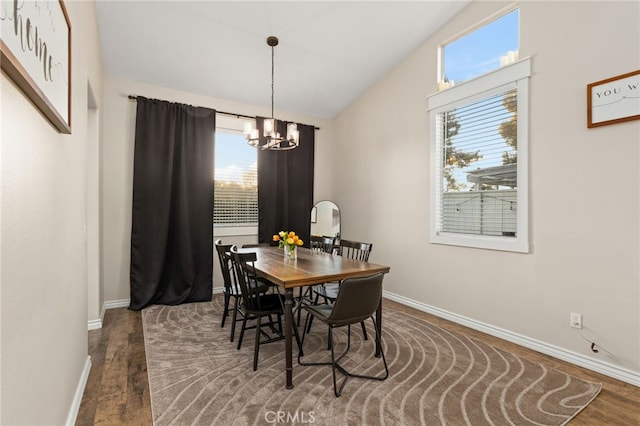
[
  {"left": 104, "top": 299, "right": 131, "bottom": 310},
  {"left": 89, "top": 292, "right": 224, "bottom": 330},
  {"left": 65, "top": 356, "right": 92, "bottom": 426},
  {"left": 383, "top": 290, "right": 640, "bottom": 387},
  {"left": 87, "top": 318, "right": 102, "bottom": 330},
  {"left": 88, "top": 299, "right": 130, "bottom": 330}
]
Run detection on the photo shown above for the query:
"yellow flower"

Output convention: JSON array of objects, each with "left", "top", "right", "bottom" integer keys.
[{"left": 276, "top": 230, "right": 303, "bottom": 251}]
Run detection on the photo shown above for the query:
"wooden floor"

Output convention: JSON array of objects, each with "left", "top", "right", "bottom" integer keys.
[{"left": 76, "top": 298, "right": 640, "bottom": 425}]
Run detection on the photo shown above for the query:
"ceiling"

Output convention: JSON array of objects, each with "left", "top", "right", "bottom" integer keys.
[{"left": 95, "top": 1, "right": 470, "bottom": 119}]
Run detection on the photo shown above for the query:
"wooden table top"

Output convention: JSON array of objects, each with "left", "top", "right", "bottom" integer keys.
[{"left": 245, "top": 246, "right": 390, "bottom": 289}]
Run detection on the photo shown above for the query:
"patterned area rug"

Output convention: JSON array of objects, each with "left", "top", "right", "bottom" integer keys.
[{"left": 142, "top": 294, "right": 601, "bottom": 425}]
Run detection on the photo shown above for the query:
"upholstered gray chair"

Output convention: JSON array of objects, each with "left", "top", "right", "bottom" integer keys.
[
  {"left": 298, "top": 273, "right": 388, "bottom": 397},
  {"left": 309, "top": 239, "right": 374, "bottom": 341}
]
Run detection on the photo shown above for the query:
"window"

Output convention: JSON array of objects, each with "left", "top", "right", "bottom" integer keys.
[
  {"left": 214, "top": 116, "right": 258, "bottom": 234},
  {"left": 429, "top": 11, "right": 529, "bottom": 253},
  {"left": 440, "top": 9, "right": 519, "bottom": 87}
]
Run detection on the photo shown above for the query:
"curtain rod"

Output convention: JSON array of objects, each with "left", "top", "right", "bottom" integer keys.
[{"left": 127, "top": 95, "right": 320, "bottom": 130}]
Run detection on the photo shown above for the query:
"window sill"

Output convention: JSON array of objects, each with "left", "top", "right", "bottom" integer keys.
[
  {"left": 430, "top": 232, "right": 529, "bottom": 253},
  {"left": 214, "top": 226, "right": 258, "bottom": 237}
]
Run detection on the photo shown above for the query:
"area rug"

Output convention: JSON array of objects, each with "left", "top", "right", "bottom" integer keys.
[{"left": 142, "top": 294, "right": 601, "bottom": 425}]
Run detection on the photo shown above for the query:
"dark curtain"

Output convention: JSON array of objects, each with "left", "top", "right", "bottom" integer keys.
[
  {"left": 129, "top": 97, "right": 215, "bottom": 310},
  {"left": 257, "top": 118, "right": 315, "bottom": 248}
]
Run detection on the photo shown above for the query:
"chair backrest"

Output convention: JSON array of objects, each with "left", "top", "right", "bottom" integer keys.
[
  {"left": 310, "top": 235, "right": 335, "bottom": 253},
  {"left": 338, "top": 239, "right": 373, "bottom": 261},
  {"left": 215, "top": 239, "right": 234, "bottom": 291},
  {"left": 229, "top": 247, "right": 264, "bottom": 311},
  {"left": 328, "top": 273, "right": 384, "bottom": 327}
]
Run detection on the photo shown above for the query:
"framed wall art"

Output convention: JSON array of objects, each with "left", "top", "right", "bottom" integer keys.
[
  {"left": 1, "top": 0, "right": 72, "bottom": 134},
  {"left": 587, "top": 70, "right": 640, "bottom": 128}
]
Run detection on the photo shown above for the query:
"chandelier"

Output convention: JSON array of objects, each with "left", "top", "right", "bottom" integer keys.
[{"left": 244, "top": 36, "right": 299, "bottom": 150}]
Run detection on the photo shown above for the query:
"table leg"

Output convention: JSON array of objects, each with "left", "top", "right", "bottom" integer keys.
[
  {"left": 284, "top": 288, "right": 294, "bottom": 389},
  {"left": 375, "top": 298, "right": 382, "bottom": 357}
]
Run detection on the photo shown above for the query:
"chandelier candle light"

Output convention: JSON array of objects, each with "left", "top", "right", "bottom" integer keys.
[
  {"left": 244, "top": 36, "right": 299, "bottom": 150},
  {"left": 273, "top": 231, "right": 304, "bottom": 259}
]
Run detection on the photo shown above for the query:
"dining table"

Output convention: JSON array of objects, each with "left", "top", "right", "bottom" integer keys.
[{"left": 245, "top": 245, "right": 391, "bottom": 389}]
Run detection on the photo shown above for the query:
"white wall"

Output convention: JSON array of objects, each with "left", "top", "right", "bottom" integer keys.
[
  {"left": 0, "top": 1, "right": 104, "bottom": 423},
  {"left": 2, "top": 2, "right": 635, "bottom": 423},
  {"left": 101, "top": 76, "right": 333, "bottom": 303},
  {"left": 86, "top": 84, "right": 102, "bottom": 326},
  {"left": 332, "top": 1, "right": 639, "bottom": 380}
]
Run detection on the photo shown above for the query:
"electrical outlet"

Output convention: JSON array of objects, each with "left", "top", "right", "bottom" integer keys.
[{"left": 570, "top": 312, "right": 582, "bottom": 329}]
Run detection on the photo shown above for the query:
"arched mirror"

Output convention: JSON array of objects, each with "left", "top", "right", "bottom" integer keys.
[{"left": 310, "top": 200, "right": 340, "bottom": 239}]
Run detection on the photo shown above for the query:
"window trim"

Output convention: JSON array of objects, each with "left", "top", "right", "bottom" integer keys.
[{"left": 428, "top": 58, "right": 531, "bottom": 253}]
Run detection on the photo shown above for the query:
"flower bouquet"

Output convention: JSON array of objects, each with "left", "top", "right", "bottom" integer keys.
[{"left": 273, "top": 231, "right": 304, "bottom": 259}]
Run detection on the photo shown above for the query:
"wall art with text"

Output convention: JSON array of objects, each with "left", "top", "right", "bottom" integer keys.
[
  {"left": 587, "top": 70, "right": 640, "bottom": 128},
  {"left": 1, "top": 0, "right": 71, "bottom": 133}
]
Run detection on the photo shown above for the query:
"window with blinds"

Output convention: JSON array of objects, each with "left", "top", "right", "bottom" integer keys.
[
  {"left": 438, "top": 88, "right": 517, "bottom": 236},
  {"left": 429, "top": 58, "right": 531, "bottom": 252},
  {"left": 214, "top": 121, "right": 258, "bottom": 228}
]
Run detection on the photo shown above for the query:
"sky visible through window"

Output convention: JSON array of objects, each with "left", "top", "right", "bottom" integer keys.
[
  {"left": 442, "top": 9, "right": 520, "bottom": 191},
  {"left": 216, "top": 10, "right": 519, "bottom": 182},
  {"left": 444, "top": 9, "right": 519, "bottom": 85},
  {"left": 215, "top": 130, "right": 257, "bottom": 184}
]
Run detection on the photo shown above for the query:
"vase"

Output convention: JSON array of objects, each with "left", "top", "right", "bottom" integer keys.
[{"left": 284, "top": 245, "right": 298, "bottom": 260}]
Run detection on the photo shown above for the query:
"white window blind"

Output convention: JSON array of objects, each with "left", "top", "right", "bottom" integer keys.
[
  {"left": 438, "top": 89, "right": 518, "bottom": 237},
  {"left": 429, "top": 58, "right": 530, "bottom": 253},
  {"left": 214, "top": 126, "right": 258, "bottom": 228}
]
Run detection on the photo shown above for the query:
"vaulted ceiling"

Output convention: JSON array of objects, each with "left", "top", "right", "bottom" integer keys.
[{"left": 96, "top": 1, "right": 470, "bottom": 118}]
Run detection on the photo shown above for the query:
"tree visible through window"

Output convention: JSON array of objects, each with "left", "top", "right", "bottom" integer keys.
[
  {"left": 438, "top": 89, "right": 518, "bottom": 237},
  {"left": 430, "top": 7, "right": 529, "bottom": 252}
]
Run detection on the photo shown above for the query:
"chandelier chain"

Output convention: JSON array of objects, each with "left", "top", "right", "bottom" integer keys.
[
  {"left": 271, "top": 45, "right": 275, "bottom": 120},
  {"left": 243, "top": 35, "right": 299, "bottom": 151}
]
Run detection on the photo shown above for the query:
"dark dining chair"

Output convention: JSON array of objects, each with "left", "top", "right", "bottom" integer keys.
[
  {"left": 309, "top": 239, "right": 374, "bottom": 341},
  {"left": 230, "top": 247, "right": 302, "bottom": 371},
  {"left": 310, "top": 235, "right": 336, "bottom": 253},
  {"left": 215, "top": 239, "right": 269, "bottom": 342},
  {"left": 242, "top": 243, "right": 278, "bottom": 290},
  {"left": 294, "top": 235, "right": 337, "bottom": 324},
  {"left": 298, "top": 273, "right": 389, "bottom": 397},
  {"left": 335, "top": 239, "right": 373, "bottom": 261}
]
